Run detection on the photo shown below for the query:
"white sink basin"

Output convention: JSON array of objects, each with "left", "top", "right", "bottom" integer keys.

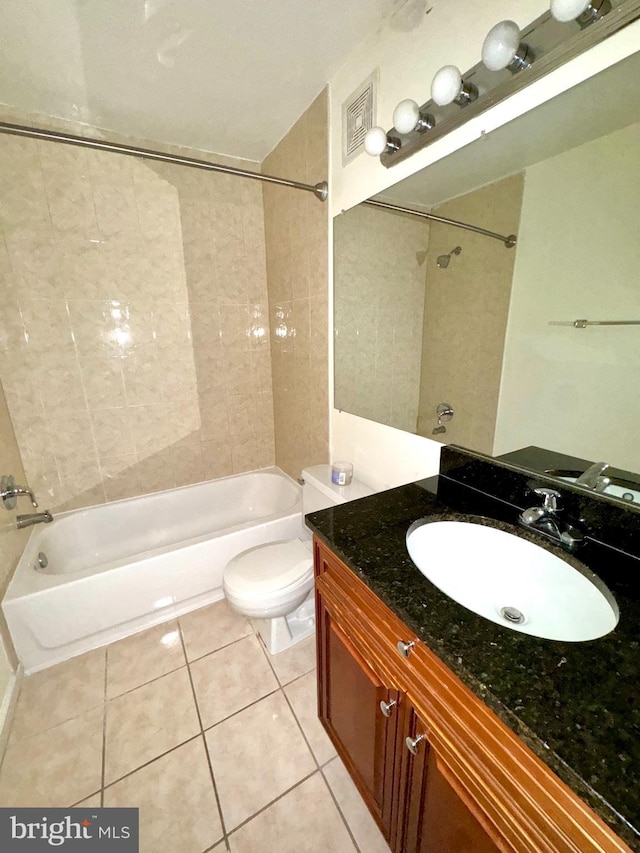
[
  {"left": 406, "top": 519, "right": 619, "bottom": 642},
  {"left": 556, "top": 475, "right": 640, "bottom": 504}
]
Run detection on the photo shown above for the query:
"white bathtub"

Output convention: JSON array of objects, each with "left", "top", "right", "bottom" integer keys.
[{"left": 3, "top": 468, "right": 304, "bottom": 673}]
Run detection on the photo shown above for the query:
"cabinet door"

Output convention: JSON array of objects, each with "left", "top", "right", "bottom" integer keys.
[
  {"left": 399, "top": 706, "right": 507, "bottom": 853},
  {"left": 317, "top": 589, "right": 403, "bottom": 839}
]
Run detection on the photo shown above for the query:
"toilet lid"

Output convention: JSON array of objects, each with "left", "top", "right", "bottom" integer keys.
[{"left": 225, "top": 539, "right": 313, "bottom": 596}]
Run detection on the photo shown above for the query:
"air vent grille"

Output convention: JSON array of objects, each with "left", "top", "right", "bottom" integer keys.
[{"left": 342, "top": 71, "right": 378, "bottom": 165}]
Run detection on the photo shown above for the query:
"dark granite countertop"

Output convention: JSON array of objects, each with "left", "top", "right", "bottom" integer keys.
[{"left": 306, "top": 462, "right": 640, "bottom": 851}]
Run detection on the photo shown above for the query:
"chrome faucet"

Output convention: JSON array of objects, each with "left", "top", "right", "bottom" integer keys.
[
  {"left": 16, "top": 510, "right": 53, "bottom": 529},
  {"left": 1, "top": 474, "right": 38, "bottom": 510},
  {"left": 519, "top": 488, "right": 585, "bottom": 551},
  {"left": 574, "top": 461, "right": 610, "bottom": 492}
]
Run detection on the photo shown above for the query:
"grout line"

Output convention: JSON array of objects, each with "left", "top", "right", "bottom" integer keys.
[
  {"left": 106, "top": 659, "right": 188, "bottom": 701},
  {"left": 199, "top": 685, "right": 282, "bottom": 734},
  {"left": 179, "top": 622, "right": 228, "bottom": 843},
  {"left": 319, "top": 763, "right": 364, "bottom": 853},
  {"left": 100, "top": 647, "right": 108, "bottom": 806},
  {"left": 254, "top": 630, "right": 316, "bottom": 688},
  {"left": 102, "top": 733, "right": 202, "bottom": 791},
  {"left": 225, "top": 769, "right": 319, "bottom": 838},
  {"left": 69, "top": 790, "right": 102, "bottom": 808},
  {"left": 279, "top": 679, "right": 322, "bottom": 773},
  {"left": 182, "top": 629, "right": 255, "bottom": 666}
]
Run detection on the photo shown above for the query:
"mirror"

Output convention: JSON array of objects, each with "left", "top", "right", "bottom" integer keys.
[{"left": 334, "top": 48, "right": 640, "bottom": 503}]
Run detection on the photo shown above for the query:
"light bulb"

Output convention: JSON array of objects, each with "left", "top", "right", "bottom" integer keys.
[
  {"left": 364, "top": 126, "right": 390, "bottom": 156},
  {"left": 550, "top": 0, "right": 611, "bottom": 24},
  {"left": 431, "top": 65, "right": 463, "bottom": 106},
  {"left": 482, "top": 21, "right": 521, "bottom": 71},
  {"left": 393, "top": 99, "right": 420, "bottom": 134},
  {"left": 393, "top": 99, "right": 435, "bottom": 135},
  {"left": 550, "top": 0, "right": 591, "bottom": 21}
]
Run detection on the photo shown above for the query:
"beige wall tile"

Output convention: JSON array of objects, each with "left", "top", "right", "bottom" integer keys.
[
  {"left": 201, "top": 440, "right": 234, "bottom": 480},
  {"left": 0, "top": 113, "right": 278, "bottom": 511},
  {"left": 262, "top": 90, "right": 329, "bottom": 478}
]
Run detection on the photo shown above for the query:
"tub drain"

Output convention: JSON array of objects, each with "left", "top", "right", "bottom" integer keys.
[
  {"left": 35, "top": 551, "right": 48, "bottom": 571},
  {"left": 500, "top": 606, "right": 525, "bottom": 625}
]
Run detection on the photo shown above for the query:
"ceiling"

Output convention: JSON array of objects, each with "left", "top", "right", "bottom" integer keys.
[{"left": 0, "top": 0, "right": 400, "bottom": 162}]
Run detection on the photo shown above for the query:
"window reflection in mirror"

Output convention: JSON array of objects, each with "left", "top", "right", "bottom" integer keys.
[{"left": 334, "top": 49, "right": 640, "bottom": 488}]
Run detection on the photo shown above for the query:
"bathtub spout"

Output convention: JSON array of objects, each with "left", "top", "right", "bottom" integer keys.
[{"left": 16, "top": 510, "right": 53, "bottom": 529}]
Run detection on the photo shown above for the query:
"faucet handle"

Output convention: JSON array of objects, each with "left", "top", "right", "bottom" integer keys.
[
  {"left": 533, "top": 487, "right": 561, "bottom": 512},
  {"left": 0, "top": 475, "right": 38, "bottom": 509}
]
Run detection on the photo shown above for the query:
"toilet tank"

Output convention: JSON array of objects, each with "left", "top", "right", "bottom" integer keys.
[{"left": 301, "top": 465, "right": 374, "bottom": 516}]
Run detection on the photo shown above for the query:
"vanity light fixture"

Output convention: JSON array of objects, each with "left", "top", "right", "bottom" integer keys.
[
  {"left": 482, "top": 21, "right": 534, "bottom": 72},
  {"left": 364, "top": 126, "right": 401, "bottom": 156},
  {"left": 392, "top": 99, "right": 435, "bottom": 134},
  {"left": 550, "top": 0, "right": 612, "bottom": 26},
  {"left": 364, "top": 0, "right": 637, "bottom": 168},
  {"left": 431, "top": 65, "right": 478, "bottom": 107}
]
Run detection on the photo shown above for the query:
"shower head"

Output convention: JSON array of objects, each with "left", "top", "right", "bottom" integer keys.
[{"left": 436, "top": 245, "right": 462, "bottom": 268}]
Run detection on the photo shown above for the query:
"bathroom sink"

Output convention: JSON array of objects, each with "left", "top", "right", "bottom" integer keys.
[{"left": 406, "top": 518, "right": 618, "bottom": 642}]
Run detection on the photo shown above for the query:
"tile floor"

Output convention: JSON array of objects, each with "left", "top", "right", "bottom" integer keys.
[{"left": 0, "top": 600, "right": 391, "bottom": 853}]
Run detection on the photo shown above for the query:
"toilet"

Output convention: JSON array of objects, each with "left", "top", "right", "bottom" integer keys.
[{"left": 223, "top": 464, "right": 373, "bottom": 654}]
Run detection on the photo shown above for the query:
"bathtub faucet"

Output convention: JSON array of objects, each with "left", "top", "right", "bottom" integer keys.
[
  {"left": 16, "top": 510, "right": 53, "bottom": 529},
  {"left": 1, "top": 475, "right": 38, "bottom": 509}
]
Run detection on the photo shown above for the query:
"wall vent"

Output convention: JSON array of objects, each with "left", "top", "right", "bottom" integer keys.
[{"left": 342, "top": 71, "right": 378, "bottom": 166}]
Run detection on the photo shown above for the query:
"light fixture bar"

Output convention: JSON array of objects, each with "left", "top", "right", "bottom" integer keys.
[
  {"left": 0, "top": 121, "right": 329, "bottom": 202},
  {"left": 363, "top": 199, "right": 517, "bottom": 247},
  {"left": 380, "top": 0, "right": 639, "bottom": 168}
]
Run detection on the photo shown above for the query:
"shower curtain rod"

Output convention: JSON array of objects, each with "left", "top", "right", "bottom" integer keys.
[
  {"left": 0, "top": 121, "right": 329, "bottom": 202},
  {"left": 363, "top": 198, "right": 517, "bottom": 247}
]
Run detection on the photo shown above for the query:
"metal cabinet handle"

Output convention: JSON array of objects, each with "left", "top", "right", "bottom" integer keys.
[
  {"left": 405, "top": 734, "right": 425, "bottom": 755},
  {"left": 379, "top": 699, "right": 397, "bottom": 717},
  {"left": 396, "top": 640, "right": 415, "bottom": 658}
]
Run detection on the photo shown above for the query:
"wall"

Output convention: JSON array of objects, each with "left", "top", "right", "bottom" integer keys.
[
  {"left": 417, "top": 174, "right": 523, "bottom": 452},
  {"left": 262, "top": 91, "right": 329, "bottom": 479},
  {"left": 0, "top": 106, "right": 274, "bottom": 511},
  {"left": 0, "top": 379, "right": 29, "bottom": 743},
  {"left": 493, "top": 120, "right": 640, "bottom": 470},
  {"left": 328, "top": 0, "right": 640, "bottom": 488},
  {"left": 334, "top": 205, "right": 429, "bottom": 432}
]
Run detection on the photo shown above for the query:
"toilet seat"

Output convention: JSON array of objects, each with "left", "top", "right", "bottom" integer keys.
[{"left": 223, "top": 539, "right": 313, "bottom": 601}]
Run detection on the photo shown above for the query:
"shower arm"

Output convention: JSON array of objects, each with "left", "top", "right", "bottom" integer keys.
[
  {"left": 0, "top": 121, "right": 328, "bottom": 202},
  {"left": 363, "top": 198, "right": 517, "bottom": 247}
]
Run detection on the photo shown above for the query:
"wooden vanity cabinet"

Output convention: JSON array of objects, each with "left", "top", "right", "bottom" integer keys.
[
  {"left": 316, "top": 589, "right": 403, "bottom": 839},
  {"left": 314, "top": 537, "right": 633, "bottom": 853},
  {"left": 397, "top": 703, "right": 505, "bottom": 853}
]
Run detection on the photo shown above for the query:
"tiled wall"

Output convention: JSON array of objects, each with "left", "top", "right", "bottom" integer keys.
[
  {"left": 0, "top": 107, "right": 275, "bottom": 511},
  {"left": 417, "top": 173, "right": 524, "bottom": 452},
  {"left": 334, "top": 204, "right": 430, "bottom": 432},
  {"left": 0, "top": 380, "right": 29, "bottom": 670},
  {"left": 261, "top": 91, "right": 329, "bottom": 478}
]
